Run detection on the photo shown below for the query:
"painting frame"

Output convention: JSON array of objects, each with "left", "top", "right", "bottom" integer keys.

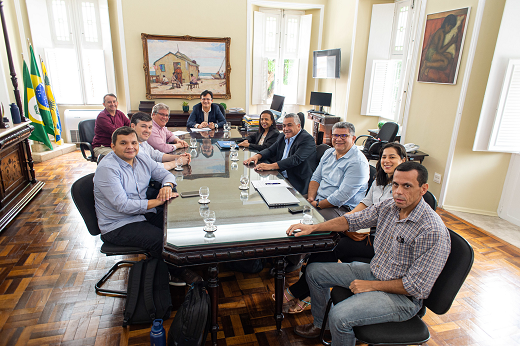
[
  {"left": 417, "top": 7, "right": 470, "bottom": 85},
  {"left": 141, "top": 33, "right": 231, "bottom": 100}
]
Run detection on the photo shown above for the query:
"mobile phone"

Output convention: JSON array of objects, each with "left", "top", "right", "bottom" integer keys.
[
  {"left": 288, "top": 206, "right": 304, "bottom": 214},
  {"left": 180, "top": 191, "right": 200, "bottom": 198}
]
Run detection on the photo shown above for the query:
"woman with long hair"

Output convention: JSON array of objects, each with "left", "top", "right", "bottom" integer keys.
[{"left": 238, "top": 110, "right": 280, "bottom": 151}]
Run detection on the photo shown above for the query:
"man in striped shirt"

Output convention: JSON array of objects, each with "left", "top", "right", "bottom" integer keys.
[{"left": 287, "top": 161, "right": 451, "bottom": 346}]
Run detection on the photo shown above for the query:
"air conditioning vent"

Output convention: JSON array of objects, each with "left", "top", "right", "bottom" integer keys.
[{"left": 70, "top": 130, "right": 80, "bottom": 143}]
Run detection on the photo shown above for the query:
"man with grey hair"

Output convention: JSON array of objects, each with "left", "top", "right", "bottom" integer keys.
[
  {"left": 307, "top": 121, "right": 369, "bottom": 220},
  {"left": 147, "top": 103, "right": 189, "bottom": 153},
  {"left": 92, "top": 93, "right": 130, "bottom": 157},
  {"left": 244, "top": 113, "right": 316, "bottom": 194}
]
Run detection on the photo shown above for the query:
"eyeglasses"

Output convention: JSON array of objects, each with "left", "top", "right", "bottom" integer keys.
[
  {"left": 201, "top": 98, "right": 212, "bottom": 101},
  {"left": 332, "top": 134, "right": 352, "bottom": 139},
  {"left": 157, "top": 112, "right": 170, "bottom": 118}
]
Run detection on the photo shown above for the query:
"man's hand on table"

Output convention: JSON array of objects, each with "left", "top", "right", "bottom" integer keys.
[
  {"left": 157, "top": 186, "right": 178, "bottom": 202},
  {"left": 175, "top": 139, "right": 189, "bottom": 148},
  {"left": 254, "top": 162, "right": 276, "bottom": 171},
  {"left": 243, "top": 155, "right": 259, "bottom": 166},
  {"left": 286, "top": 223, "right": 316, "bottom": 237}
]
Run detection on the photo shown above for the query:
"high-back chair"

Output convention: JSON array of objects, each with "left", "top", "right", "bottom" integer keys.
[
  {"left": 319, "top": 229, "right": 474, "bottom": 345},
  {"left": 71, "top": 173, "right": 149, "bottom": 297},
  {"left": 78, "top": 119, "right": 97, "bottom": 162},
  {"left": 355, "top": 122, "right": 399, "bottom": 161}
]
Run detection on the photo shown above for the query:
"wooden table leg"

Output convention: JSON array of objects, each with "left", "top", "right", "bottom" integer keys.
[
  {"left": 274, "top": 257, "right": 286, "bottom": 331},
  {"left": 208, "top": 264, "right": 219, "bottom": 345}
]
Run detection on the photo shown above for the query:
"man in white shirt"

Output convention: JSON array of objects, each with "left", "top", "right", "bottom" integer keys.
[{"left": 130, "top": 112, "right": 191, "bottom": 170}]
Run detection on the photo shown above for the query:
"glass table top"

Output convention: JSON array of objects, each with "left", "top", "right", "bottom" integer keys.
[{"left": 166, "top": 142, "right": 325, "bottom": 249}]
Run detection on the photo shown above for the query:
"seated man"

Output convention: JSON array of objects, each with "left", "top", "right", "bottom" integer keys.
[
  {"left": 243, "top": 113, "right": 316, "bottom": 195},
  {"left": 186, "top": 90, "right": 226, "bottom": 129},
  {"left": 94, "top": 126, "right": 200, "bottom": 286},
  {"left": 307, "top": 122, "right": 369, "bottom": 220},
  {"left": 147, "top": 103, "right": 189, "bottom": 153},
  {"left": 130, "top": 112, "right": 191, "bottom": 170},
  {"left": 92, "top": 93, "right": 130, "bottom": 157},
  {"left": 287, "top": 162, "right": 451, "bottom": 345}
]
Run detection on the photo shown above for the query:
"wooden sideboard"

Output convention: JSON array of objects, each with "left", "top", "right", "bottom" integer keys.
[
  {"left": 307, "top": 112, "right": 340, "bottom": 145},
  {"left": 128, "top": 109, "right": 246, "bottom": 127},
  {"left": 0, "top": 123, "right": 44, "bottom": 232}
]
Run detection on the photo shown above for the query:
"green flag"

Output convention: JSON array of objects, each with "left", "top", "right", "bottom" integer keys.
[
  {"left": 23, "top": 60, "right": 53, "bottom": 150},
  {"left": 29, "top": 46, "right": 55, "bottom": 137}
]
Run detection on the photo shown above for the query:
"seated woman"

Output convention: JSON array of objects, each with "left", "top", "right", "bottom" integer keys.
[
  {"left": 279, "top": 142, "right": 407, "bottom": 313},
  {"left": 238, "top": 110, "right": 280, "bottom": 151}
]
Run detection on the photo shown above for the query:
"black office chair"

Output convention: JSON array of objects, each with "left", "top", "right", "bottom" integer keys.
[
  {"left": 319, "top": 228, "right": 473, "bottom": 345},
  {"left": 355, "top": 122, "right": 399, "bottom": 161},
  {"left": 217, "top": 103, "right": 226, "bottom": 120},
  {"left": 78, "top": 119, "right": 97, "bottom": 162},
  {"left": 316, "top": 143, "right": 331, "bottom": 166},
  {"left": 71, "top": 173, "right": 150, "bottom": 297},
  {"left": 366, "top": 165, "right": 376, "bottom": 196},
  {"left": 423, "top": 191, "right": 437, "bottom": 211},
  {"left": 297, "top": 112, "right": 306, "bottom": 128}
]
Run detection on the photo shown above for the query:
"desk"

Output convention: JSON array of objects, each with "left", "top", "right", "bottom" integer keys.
[
  {"left": 307, "top": 112, "right": 340, "bottom": 145},
  {"left": 168, "top": 126, "right": 246, "bottom": 141},
  {"left": 162, "top": 139, "right": 338, "bottom": 345},
  {"left": 129, "top": 109, "right": 246, "bottom": 127}
]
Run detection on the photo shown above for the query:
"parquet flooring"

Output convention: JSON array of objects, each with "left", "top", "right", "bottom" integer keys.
[{"left": 0, "top": 150, "right": 519, "bottom": 345}]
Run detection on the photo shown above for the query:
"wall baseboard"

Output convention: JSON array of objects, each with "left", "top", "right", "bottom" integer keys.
[{"left": 443, "top": 205, "right": 498, "bottom": 217}]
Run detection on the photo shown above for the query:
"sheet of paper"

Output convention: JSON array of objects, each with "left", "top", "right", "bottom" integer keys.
[
  {"left": 251, "top": 180, "right": 290, "bottom": 189},
  {"left": 172, "top": 130, "right": 189, "bottom": 136},
  {"left": 190, "top": 128, "right": 211, "bottom": 132}
]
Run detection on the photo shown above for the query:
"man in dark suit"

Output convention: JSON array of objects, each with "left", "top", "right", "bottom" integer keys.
[
  {"left": 243, "top": 113, "right": 317, "bottom": 194},
  {"left": 186, "top": 90, "right": 226, "bottom": 129}
]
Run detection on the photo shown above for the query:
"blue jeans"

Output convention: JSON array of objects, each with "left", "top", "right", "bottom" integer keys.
[{"left": 306, "top": 262, "right": 422, "bottom": 346}]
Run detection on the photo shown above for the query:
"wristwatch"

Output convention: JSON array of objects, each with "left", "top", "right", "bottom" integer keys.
[
  {"left": 162, "top": 183, "right": 175, "bottom": 192},
  {"left": 215, "top": 124, "right": 219, "bottom": 129},
  {"left": 315, "top": 200, "right": 321, "bottom": 209}
]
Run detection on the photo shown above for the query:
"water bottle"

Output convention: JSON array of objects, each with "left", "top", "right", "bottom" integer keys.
[{"left": 150, "top": 319, "right": 166, "bottom": 346}]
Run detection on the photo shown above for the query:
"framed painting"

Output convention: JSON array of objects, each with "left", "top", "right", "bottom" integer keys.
[
  {"left": 418, "top": 7, "right": 470, "bottom": 84},
  {"left": 142, "top": 34, "right": 231, "bottom": 100}
]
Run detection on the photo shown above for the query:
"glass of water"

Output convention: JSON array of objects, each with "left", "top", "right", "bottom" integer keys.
[
  {"left": 239, "top": 174, "right": 249, "bottom": 189},
  {"left": 190, "top": 137, "right": 197, "bottom": 148},
  {"left": 175, "top": 157, "right": 183, "bottom": 170},
  {"left": 199, "top": 186, "right": 210, "bottom": 204},
  {"left": 302, "top": 205, "right": 313, "bottom": 225},
  {"left": 204, "top": 210, "right": 216, "bottom": 232},
  {"left": 224, "top": 122, "right": 231, "bottom": 132}
]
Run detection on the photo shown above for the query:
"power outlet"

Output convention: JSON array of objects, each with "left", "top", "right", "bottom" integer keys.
[{"left": 433, "top": 173, "right": 441, "bottom": 184}]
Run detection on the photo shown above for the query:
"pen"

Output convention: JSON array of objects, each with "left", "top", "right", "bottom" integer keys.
[{"left": 265, "top": 182, "right": 280, "bottom": 185}]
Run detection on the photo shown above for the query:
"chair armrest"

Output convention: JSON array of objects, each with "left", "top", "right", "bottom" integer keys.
[{"left": 79, "top": 142, "right": 95, "bottom": 161}]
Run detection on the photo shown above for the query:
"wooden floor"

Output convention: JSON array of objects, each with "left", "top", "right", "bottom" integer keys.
[{"left": 0, "top": 150, "right": 519, "bottom": 346}]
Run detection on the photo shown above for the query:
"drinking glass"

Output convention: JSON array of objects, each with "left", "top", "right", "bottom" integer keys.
[
  {"left": 231, "top": 162, "right": 239, "bottom": 170},
  {"left": 224, "top": 122, "right": 231, "bottom": 132},
  {"left": 239, "top": 174, "right": 249, "bottom": 190},
  {"left": 175, "top": 157, "right": 183, "bottom": 170},
  {"left": 230, "top": 151, "right": 239, "bottom": 161},
  {"left": 199, "top": 186, "right": 210, "bottom": 204},
  {"left": 204, "top": 210, "right": 216, "bottom": 232},
  {"left": 302, "top": 205, "right": 313, "bottom": 225},
  {"left": 190, "top": 137, "right": 197, "bottom": 148}
]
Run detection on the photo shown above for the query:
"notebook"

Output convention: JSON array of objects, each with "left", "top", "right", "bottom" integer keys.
[
  {"left": 216, "top": 141, "right": 236, "bottom": 150},
  {"left": 256, "top": 186, "right": 300, "bottom": 207}
]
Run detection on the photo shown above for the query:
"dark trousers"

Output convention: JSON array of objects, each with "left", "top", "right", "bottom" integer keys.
[
  {"left": 289, "top": 234, "right": 375, "bottom": 301},
  {"left": 101, "top": 208, "right": 184, "bottom": 277}
]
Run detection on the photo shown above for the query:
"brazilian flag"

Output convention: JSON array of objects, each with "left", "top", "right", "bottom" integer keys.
[
  {"left": 23, "top": 60, "right": 53, "bottom": 150},
  {"left": 29, "top": 45, "right": 55, "bottom": 137}
]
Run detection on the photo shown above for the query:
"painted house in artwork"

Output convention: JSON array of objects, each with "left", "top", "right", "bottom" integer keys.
[{"left": 153, "top": 51, "right": 200, "bottom": 84}]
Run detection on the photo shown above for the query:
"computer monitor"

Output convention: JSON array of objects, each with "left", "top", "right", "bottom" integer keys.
[
  {"left": 310, "top": 92, "right": 332, "bottom": 113},
  {"left": 270, "top": 94, "right": 285, "bottom": 112}
]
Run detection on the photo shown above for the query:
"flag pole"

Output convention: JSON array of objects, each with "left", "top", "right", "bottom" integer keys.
[{"left": 0, "top": 0, "right": 26, "bottom": 121}]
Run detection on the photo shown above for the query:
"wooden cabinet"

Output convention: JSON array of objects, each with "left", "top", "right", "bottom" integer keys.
[
  {"left": 129, "top": 109, "right": 246, "bottom": 127},
  {"left": 0, "top": 123, "right": 44, "bottom": 231},
  {"left": 307, "top": 112, "right": 340, "bottom": 145}
]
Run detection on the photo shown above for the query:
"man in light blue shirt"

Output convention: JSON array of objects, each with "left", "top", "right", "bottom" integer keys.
[
  {"left": 307, "top": 122, "right": 369, "bottom": 220},
  {"left": 94, "top": 126, "right": 200, "bottom": 286}
]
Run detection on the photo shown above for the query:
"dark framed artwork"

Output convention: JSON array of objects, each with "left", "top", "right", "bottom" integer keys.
[
  {"left": 141, "top": 34, "right": 231, "bottom": 100},
  {"left": 418, "top": 7, "right": 470, "bottom": 84}
]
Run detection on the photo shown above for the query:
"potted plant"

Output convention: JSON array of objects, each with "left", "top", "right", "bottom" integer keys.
[
  {"left": 182, "top": 101, "right": 189, "bottom": 112},
  {"left": 220, "top": 102, "right": 227, "bottom": 111}
]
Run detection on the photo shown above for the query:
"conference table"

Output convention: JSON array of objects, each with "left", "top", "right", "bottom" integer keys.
[{"left": 162, "top": 127, "right": 339, "bottom": 345}]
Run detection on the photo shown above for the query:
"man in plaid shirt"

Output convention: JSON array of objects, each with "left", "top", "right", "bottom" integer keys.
[{"left": 287, "top": 161, "right": 451, "bottom": 346}]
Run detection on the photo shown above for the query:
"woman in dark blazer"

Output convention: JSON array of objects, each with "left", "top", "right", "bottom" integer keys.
[{"left": 238, "top": 110, "right": 280, "bottom": 151}]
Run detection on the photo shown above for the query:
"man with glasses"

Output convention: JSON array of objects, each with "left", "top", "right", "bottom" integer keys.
[
  {"left": 243, "top": 113, "right": 316, "bottom": 195},
  {"left": 92, "top": 94, "right": 130, "bottom": 158},
  {"left": 186, "top": 90, "right": 226, "bottom": 130},
  {"left": 307, "top": 122, "right": 369, "bottom": 220},
  {"left": 147, "top": 103, "right": 189, "bottom": 153}
]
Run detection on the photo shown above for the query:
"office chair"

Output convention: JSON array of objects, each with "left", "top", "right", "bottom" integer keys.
[
  {"left": 316, "top": 143, "right": 331, "bottom": 166},
  {"left": 217, "top": 103, "right": 226, "bottom": 120},
  {"left": 78, "top": 119, "right": 97, "bottom": 162},
  {"left": 71, "top": 173, "right": 150, "bottom": 297},
  {"left": 297, "top": 112, "right": 306, "bottom": 128},
  {"left": 355, "top": 122, "right": 399, "bottom": 161},
  {"left": 319, "top": 228, "right": 473, "bottom": 345},
  {"left": 423, "top": 190, "right": 437, "bottom": 211},
  {"left": 367, "top": 165, "right": 376, "bottom": 196}
]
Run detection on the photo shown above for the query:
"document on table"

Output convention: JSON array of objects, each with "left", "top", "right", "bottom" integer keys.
[
  {"left": 172, "top": 130, "right": 189, "bottom": 136},
  {"left": 251, "top": 180, "right": 290, "bottom": 189},
  {"left": 190, "top": 128, "right": 211, "bottom": 132}
]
